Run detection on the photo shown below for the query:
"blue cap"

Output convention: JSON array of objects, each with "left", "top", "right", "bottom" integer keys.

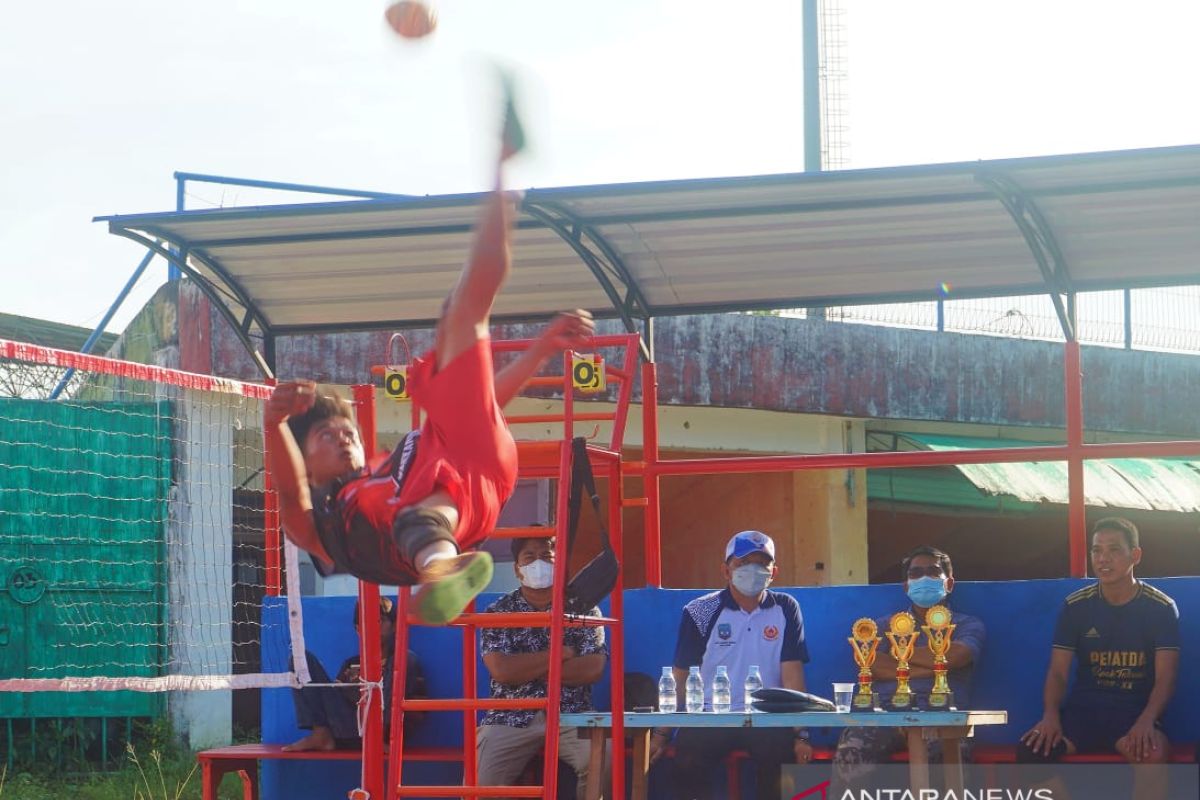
[{"left": 725, "top": 530, "right": 775, "bottom": 562}]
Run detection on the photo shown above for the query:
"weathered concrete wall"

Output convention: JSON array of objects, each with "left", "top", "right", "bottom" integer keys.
[{"left": 211, "top": 310, "right": 1200, "bottom": 437}]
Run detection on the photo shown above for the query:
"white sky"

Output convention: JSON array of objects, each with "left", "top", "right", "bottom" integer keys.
[{"left": 2, "top": 0, "right": 1198, "bottom": 333}]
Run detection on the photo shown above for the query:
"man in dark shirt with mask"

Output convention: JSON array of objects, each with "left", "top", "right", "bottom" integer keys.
[
  {"left": 833, "top": 545, "right": 986, "bottom": 789},
  {"left": 650, "top": 530, "right": 812, "bottom": 800}
]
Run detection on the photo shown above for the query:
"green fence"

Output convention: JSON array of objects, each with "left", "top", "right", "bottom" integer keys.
[{"left": 0, "top": 400, "right": 170, "bottom": 720}]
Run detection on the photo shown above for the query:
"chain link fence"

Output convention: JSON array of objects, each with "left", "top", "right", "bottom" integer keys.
[{"left": 806, "top": 286, "right": 1200, "bottom": 353}]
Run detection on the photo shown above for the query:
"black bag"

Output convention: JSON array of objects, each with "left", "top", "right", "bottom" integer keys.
[
  {"left": 750, "top": 687, "right": 837, "bottom": 713},
  {"left": 563, "top": 437, "right": 620, "bottom": 614}
]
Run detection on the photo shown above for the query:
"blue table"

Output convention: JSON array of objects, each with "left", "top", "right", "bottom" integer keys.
[{"left": 560, "top": 710, "right": 1008, "bottom": 799}]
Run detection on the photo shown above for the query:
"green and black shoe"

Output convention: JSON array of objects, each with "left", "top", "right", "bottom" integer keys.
[{"left": 414, "top": 551, "right": 494, "bottom": 625}]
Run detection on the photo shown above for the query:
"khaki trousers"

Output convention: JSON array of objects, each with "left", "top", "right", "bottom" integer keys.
[{"left": 476, "top": 712, "right": 597, "bottom": 799}]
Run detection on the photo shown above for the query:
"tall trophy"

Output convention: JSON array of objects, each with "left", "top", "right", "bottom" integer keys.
[
  {"left": 848, "top": 618, "right": 880, "bottom": 711},
  {"left": 886, "top": 612, "right": 918, "bottom": 710},
  {"left": 923, "top": 604, "right": 957, "bottom": 709}
]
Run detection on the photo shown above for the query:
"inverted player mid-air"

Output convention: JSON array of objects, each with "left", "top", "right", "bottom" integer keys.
[{"left": 265, "top": 112, "right": 593, "bottom": 623}]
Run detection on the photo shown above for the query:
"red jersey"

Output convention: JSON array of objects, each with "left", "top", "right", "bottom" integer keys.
[{"left": 314, "top": 337, "right": 517, "bottom": 584}]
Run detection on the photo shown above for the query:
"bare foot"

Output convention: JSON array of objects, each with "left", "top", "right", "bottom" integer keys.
[{"left": 282, "top": 726, "right": 336, "bottom": 752}]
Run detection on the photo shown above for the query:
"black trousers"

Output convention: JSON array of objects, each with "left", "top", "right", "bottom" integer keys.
[{"left": 671, "top": 727, "right": 794, "bottom": 800}]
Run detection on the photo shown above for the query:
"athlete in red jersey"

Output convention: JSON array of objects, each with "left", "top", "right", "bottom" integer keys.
[{"left": 265, "top": 158, "right": 593, "bottom": 623}]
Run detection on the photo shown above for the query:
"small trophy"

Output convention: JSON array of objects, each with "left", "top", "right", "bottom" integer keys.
[
  {"left": 886, "top": 611, "right": 918, "bottom": 710},
  {"left": 923, "top": 604, "right": 957, "bottom": 709},
  {"left": 848, "top": 618, "right": 880, "bottom": 711}
]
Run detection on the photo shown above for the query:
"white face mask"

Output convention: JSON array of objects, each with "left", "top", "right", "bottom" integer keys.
[
  {"left": 731, "top": 564, "right": 772, "bottom": 597},
  {"left": 518, "top": 559, "right": 555, "bottom": 590}
]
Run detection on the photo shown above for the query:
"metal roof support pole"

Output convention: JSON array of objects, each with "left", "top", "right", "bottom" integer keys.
[
  {"left": 169, "top": 175, "right": 185, "bottom": 281},
  {"left": 1123, "top": 289, "right": 1133, "bottom": 349},
  {"left": 641, "top": 360, "right": 663, "bottom": 587},
  {"left": 49, "top": 247, "right": 157, "bottom": 399},
  {"left": 1064, "top": 340, "right": 1087, "bottom": 577},
  {"left": 977, "top": 170, "right": 1087, "bottom": 577},
  {"left": 521, "top": 200, "right": 652, "bottom": 361},
  {"left": 975, "top": 172, "right": 1076, "bottom": 341}
]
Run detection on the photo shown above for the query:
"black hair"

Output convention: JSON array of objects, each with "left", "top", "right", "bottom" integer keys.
[
  {"left": 1092, "top": 517, "right": 1140, "bottom": 550},
  {"left": 286, "top": 392, "right": 357, "bottom": 452},
  {"left": 352, "top": 596, "right": 397, "bottom": 627},
  {"left": 901, "top": 544, "right": 953, "bottom": 578},
  {"left": 510, "top": 536, "right": 556, "bottom": 561}
]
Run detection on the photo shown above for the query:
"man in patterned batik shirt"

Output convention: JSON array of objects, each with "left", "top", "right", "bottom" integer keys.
[{"left": 477, "top": 536, "right": 607, "bottom": 797}]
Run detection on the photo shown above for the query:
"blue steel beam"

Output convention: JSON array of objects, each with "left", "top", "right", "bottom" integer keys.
[
  {"left": 173, "top": 171, "right": 413, "bottom": 200},
  {"left": 105, "top": 229, "right": 273, "bottom": 379},
  {"left": 49, "top": 248, "right": 157, "bottom": 399}
]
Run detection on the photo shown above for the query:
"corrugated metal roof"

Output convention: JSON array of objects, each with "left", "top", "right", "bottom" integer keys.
[
  {"left": 97, "top": 144, "right": 1200, "bottom": 337},
  {"left": 899, "top": 432, "right": 1200, "bottom": 512},
  {"left": 0, "top": 313, "right": 118, "bottom": 353}
]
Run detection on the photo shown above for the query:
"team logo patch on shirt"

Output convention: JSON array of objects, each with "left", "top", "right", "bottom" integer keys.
[
  {"left": 717, "top": 623, "right": 732, "bottom": 640},
  {"left": 1084, "top": 627, "right": 1101, "bottom": 638},
  {"left": 763, "top": 625, "right": 779, "bottom": 641}
]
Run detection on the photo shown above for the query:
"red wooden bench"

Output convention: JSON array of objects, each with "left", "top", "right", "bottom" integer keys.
[{"left": 197, "top": 743, "right": 462, "bottom": 800}]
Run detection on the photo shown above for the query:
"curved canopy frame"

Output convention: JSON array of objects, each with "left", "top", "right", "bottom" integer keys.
[{"left": 98, "top": 144, "right": 1200, "bottom": 377}]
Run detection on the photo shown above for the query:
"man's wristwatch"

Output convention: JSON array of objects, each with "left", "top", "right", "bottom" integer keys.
[{"left": 793, "top": 728, "right": 811, "bottom": 742}]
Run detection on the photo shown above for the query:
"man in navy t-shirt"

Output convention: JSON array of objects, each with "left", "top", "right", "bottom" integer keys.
[
  {"left": 833, "top": 545, "right": 985, "bottom": 788},
  {"left": 648, "top": 530, "right": 812, "bottom": 800},
  {"left": 1020, "top": 517, "right": 1180, "bottom": 794}
]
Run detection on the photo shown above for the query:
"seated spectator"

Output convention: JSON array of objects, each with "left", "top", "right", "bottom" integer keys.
[
  {"left": 1019, "top": 518, "right": 1179, "bottom": 800},
  {"left": 649, "top": 530, "right": 812, "bottom": 800},
  {"left": 477, "top": 536, "right": 608, "bottom": 798},
  {"left": 285, "top": 595, "right": 427, "bottom": 751},
  {"left": 833, "top": 545, "right": 985, "bottom": 788}
]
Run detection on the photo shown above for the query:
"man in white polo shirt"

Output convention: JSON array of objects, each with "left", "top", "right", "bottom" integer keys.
[{"left": 649, "top": 530, "right": 813, "bottom": 800}]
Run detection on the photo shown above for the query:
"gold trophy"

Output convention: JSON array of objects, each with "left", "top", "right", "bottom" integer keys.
[
  {"left": 923, "top": 604, "right": 957, "bottom": 709},
  {"left": 848, "top": 618, "right": 880, "bottom": 711},
  {"left": 886, "top": 611, "right": 918, "bottom": 710}
]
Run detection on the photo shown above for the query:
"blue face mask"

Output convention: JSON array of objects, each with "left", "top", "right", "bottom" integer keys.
[{"left": 906, "top": 576, "right": 948, "bottom": 607}]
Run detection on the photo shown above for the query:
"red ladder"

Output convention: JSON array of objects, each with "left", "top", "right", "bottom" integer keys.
[{"left": 355, "top": 332, "right": 641, "bottom": 800}]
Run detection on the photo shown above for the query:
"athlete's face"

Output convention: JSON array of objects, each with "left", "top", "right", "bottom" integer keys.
[
  {"left": 1090, "top": 529, "right": 1140, "bottom": 584},
  {"left": 303, "top": 416, "right": 366, "bottom": 484}
]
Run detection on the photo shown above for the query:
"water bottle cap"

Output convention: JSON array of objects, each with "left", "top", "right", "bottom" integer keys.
[
  {"left": 689, "top": 665, "right": 701, "bottom": 673},
  {"left": 662, "top": 666, "right": 672, "bottom": 675},
  {"left": 715, "top": 665, "right": 728, "bottom": 674}
]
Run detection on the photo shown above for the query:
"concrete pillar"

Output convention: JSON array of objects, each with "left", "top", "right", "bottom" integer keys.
[{"left": 168, "top": 388, "right": 232, "bottom": 749}]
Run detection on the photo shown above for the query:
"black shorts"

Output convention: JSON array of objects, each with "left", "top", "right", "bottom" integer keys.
[{"left": 1061, "top": 703, "right": 1156, "bottom": 753}]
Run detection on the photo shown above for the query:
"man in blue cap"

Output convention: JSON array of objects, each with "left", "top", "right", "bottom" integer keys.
[{"left": 649, "top": 530, "right": 812, "bottom": 799}]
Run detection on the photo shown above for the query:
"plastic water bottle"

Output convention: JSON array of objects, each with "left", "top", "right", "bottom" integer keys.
[
  {"left": 712, "top": 665, "right": 732, "bottom": 713},
  {"left": 658, "top": 666, "right": 677, "bottom": 713},
  {"left": 743, "top": 664, "right": 763, "bottom": 712},
  {"left": 685, "top": 665, "right": 704, "bottom": 712}
]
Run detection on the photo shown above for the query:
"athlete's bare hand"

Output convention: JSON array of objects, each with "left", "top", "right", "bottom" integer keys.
[
  {"left": 1021, "top": 713, "right": 1065, "bottom": 756},
  {"left": 539, "top": 310, "right": 594, "bottom": 353},
  {"left": 265, "top": 380, "right": 316, "bottom": 427}
]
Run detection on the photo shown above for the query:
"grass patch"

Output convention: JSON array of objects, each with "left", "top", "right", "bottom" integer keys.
[{"left": 0, "top": 744, "right": 248, "bottom": 800}]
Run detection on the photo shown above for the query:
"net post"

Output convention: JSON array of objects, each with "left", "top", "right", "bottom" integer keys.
[
  {"left": 352, "top": 383, "right": 386, "bottom": 800},
  {"left": 263, "top": 377, "right": 282, "bottom": 596}
]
